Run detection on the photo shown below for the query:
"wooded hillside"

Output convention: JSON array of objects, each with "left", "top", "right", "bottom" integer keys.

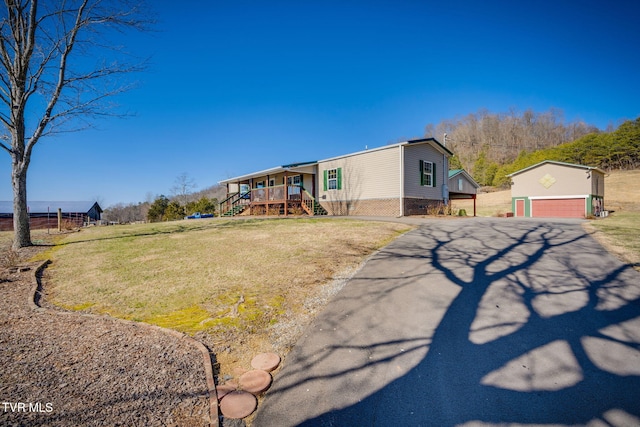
[{"left": 424, "top": 109, "right": 639, "bottom": 187}]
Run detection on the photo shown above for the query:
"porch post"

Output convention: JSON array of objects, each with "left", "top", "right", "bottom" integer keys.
[
  {"left": 284, "top": 172, "right": 288, "bottom": 216},
  {"left": 250, "top": 178, "right": 254, "bottom": 215},
  {"left": 473, "top": 194, "right": 477, "bottom": 217}
]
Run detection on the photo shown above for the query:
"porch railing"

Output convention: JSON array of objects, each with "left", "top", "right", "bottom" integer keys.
[
  {"left": 221, "top": 184, "right": 325, "bottom": 216},
  {"left": 301, "top": 189, "right": 314, "bottom": 215},
  {"left": 250, "top": 184, "right": 304, "bottom": 203}
]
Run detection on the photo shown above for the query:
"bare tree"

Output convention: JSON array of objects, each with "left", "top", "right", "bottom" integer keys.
[
  {"left": 0, "top": 0, "right": 149, "bottom": 249},
  {"left": 171, "top": 172, "right": 197, "bottom": 207},
  {"left": 424, "top": 108, "right": 599, "bottom": 177}
]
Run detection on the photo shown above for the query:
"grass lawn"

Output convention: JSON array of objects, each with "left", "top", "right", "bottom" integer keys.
[
  {"left": 42, "top": 217, "right": 411, "bottom": 373},
  {"left": 586, "top": 211, "right": 640, "bottom": 269}
]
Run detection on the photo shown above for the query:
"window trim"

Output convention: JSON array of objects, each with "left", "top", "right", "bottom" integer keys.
[
  {"left": 420, "top": 160, "right": 435, "bottom": 187},
  {"left": 287, "top": 175, "right": 301, "bottom": 186},
  {"left": 323, "top": 168, "right": 342, "bottom": 191}
]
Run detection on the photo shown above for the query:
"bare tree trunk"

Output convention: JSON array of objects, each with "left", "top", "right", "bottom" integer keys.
[
  {"left": 12, "top": 162, "right": 31, "bottom": 250},
  {"left": 1, "top": 1, "right": 149, "bottom": 248}
]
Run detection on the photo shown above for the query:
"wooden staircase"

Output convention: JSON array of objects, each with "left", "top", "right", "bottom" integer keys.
[
  {"left": 221, "top": 204, "right": 247, "bottom": 217},
  {"left": 220, "top": 191, "right": 250, "bottom": 217}
]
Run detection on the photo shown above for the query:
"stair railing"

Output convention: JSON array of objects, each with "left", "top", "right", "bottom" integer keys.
[{"left": 219, "top": 190, "right": 251, "bottom": 216}]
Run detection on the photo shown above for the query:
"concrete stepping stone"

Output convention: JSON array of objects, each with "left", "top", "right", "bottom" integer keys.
[
  {"left": 251, "top": 352, "right": 281, "bottom": 372},
  {"left": 238, "top": 369, "right": 272, "bottom": 395},
  {"left": 216, "top": 383, "right": 237, "bottom": 400},
  {"left": 219, "top": 390, "right": 257, "bottom": 419}
]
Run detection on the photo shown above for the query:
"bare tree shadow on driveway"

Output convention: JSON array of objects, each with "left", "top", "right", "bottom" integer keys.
[{"left": 254, "top": 218, "right": 640, "bottom": 427}]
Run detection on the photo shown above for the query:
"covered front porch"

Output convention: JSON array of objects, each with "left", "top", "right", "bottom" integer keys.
[{"left": 219, "top": 162, "right": 327, "bottom": 217}]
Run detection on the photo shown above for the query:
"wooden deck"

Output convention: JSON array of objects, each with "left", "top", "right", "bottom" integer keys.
[{"left": 220, "top": 185, "right": 324, "bottom": 216}]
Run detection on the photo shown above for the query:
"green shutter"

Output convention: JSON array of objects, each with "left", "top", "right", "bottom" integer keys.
[
  {"left": 323, "top": 170, "right": 328, "bottom": 191},
  {"left": 419, "top": 160, "right": 424, "bottom": 186},
  {"left": 337, "top": 167, "right": 342, "bottom": 190},
  {"left": 432, "top": 163, "right": 436, "bottom": 187}
]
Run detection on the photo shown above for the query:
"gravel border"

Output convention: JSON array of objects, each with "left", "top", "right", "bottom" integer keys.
[{"left": 0, "top": 260, "right": 219, "bottom": 426}]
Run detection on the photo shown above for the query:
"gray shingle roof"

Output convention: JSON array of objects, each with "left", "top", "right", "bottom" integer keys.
[{"left": 0, "top": 201, "right": 101, "bottom": 214}]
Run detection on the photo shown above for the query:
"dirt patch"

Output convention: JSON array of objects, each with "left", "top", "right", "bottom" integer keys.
[{"left": 0, "top": 249, "right": 212, "bottom": 426}]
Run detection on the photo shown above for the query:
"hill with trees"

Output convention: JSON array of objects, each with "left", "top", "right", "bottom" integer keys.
[
  {"left": 424, "top": 108, "right": 639, "bottom": 187},
  {"left": 103, "top": 181, "right": 226, "bottom": 224}
]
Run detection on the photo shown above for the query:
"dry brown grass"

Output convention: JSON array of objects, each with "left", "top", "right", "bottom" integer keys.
[
  {"left": 600, "top": 170, "right": 640, "bottom": 212},
  {"left": 44, "top": 217, "right": 411, "bottom": 378},
  {"left": 451, "top": 188, "right": 511, "bottom": 217},
  {"left": 585, "top": 212, "right": 640, "bottom": 270}
]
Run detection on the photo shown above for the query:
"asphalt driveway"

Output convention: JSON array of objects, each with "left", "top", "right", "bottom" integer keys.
[{"left": 253, "top": 217, "right": 640, "bottom": 426}]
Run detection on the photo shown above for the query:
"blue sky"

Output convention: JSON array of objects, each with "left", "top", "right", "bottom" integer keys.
[{"left": 2, "top": 0, "right": 639, "bottom": 207}]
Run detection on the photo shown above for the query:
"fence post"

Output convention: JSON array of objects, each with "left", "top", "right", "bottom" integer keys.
[{"left": 57, "top": 208, "right": 62, "bottom": 232}]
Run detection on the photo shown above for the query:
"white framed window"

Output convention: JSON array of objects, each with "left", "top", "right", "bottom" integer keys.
[
  {"left": 323, "top": 168, "right": 342, "bottom": 191},
  {"left": 286, "top": 175, "right": 301, "bottom": 186},
  {"left": 420, "top": 160, "right": 435, "bottom": 187},
  {"left": 458, "top": 178, "right": 463, "bottom": 191},
  {"left": 328, "top": 169, "right": 337, "bottom": 190}
]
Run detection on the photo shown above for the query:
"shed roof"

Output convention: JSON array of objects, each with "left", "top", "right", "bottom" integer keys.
[
  {"left": 448, "top": 169, "right": 481, "bottom": 188},
  {"left": 0, "top": 201, "right": 102, "bottom": 215},
  {"left": 506, "top": 160, "right": 605, "bottom": 177}
]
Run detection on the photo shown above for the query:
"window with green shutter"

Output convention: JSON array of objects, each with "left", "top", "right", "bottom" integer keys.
[
  {"left": 324, "top": 168, "right": 342, "bottom": 190},
  {"left": 420, "top": 160, "right": 435, "bottom": 187}
]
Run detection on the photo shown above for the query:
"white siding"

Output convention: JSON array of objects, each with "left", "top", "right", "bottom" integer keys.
[{"left": 317, "top": 145, "right": 401, "bottom": 202}]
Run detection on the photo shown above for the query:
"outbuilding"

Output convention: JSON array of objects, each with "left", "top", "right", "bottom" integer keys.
[
  {"left": 448, "top": 169, "right": 480, "bottom": 216},
  {"left": 507, "top": 160, "right": 605, "bottom": 218},
  {"left": 0, "top": 201, "right": 103, "bottom": 231}
]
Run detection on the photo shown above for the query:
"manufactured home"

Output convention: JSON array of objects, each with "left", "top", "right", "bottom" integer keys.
[{"left": 219, "top": 138, "right": 453, "bottom": 217}]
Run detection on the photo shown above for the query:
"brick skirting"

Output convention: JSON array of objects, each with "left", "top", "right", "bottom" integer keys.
[
  {"left": 403, "top": 198, "right": 446, "bottom": 216},
  {"left": 318, "top": 197, "right": 445, "bottom": 217}
]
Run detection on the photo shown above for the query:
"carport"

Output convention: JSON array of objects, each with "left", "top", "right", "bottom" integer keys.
[{"left": 448, "top": 169, "right": 480, "bottom": 216}]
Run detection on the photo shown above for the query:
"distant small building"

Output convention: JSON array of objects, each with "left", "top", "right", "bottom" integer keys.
[
  {"left": 507, "top": 161, "right": 605, "bottom": 218},
  {"left": 0, "top": 201, "right": 103, "bottom": 231},
  {"left": 448, "top": 169, "right": 480, "bottom": 216}
]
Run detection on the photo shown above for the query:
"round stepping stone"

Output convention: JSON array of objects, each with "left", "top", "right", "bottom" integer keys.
[
  {"left": 251, "top": 352, "right": 281, "bottom": 372},
  {"left": 238, "top": 369, "right": 272, "bottom": 395},
  {"left": 216, "top": 384, "right": 236, "bottom": 400},
  {"left": 219, "top": 390, "right": 257, "bottom": 419}
]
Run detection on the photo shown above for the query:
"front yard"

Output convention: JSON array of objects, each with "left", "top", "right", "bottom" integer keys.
[{"left": 40, "top": 217, "right": 411, "bottom": 375}]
